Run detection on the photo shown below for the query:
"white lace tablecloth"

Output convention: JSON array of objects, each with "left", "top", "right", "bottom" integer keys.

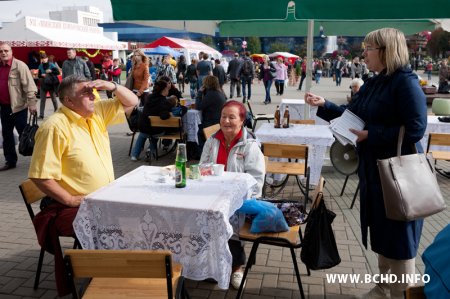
[
  {"left": 280, "top": 98, "right": 329, "bottom": 126},
  {"left": 73, "top": 166, "right": 257, "bottom": 289},
  {"left": 420, "top": 115, "right": 450, "bottom": 151},
  {"left": 182, "top": 109, "right": 202, "bottom": 144},
  {"left": 255, "top": 123, "right": 335, "bottom": 185}
]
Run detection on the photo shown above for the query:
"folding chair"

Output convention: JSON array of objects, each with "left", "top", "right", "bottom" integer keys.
[
  {"left": 149, "top": 116, "right": 185, "bottom": 160},
  {"left": 236, "top": 177, "right": 325, "bottom": 299},
  {"left": 246, "top": 101, "right": 274, "bottom": 132},
  {"left": 64, "top": 249, "right": 189, "bottom": 299},
  {"left": 426, "top": 132, "right": 450, "bottom": 178},
  {"left": 203, "top": 123, "right": 220, "bottom": 140},
  {"left": 19, "top": 179, "right": 80, "bottom": 290},
  {"left": 290, "top": 119, "right": 316, "bottom": 125},
  {"left": 262, "top": 142, "right": 311, "bottom": 207}
]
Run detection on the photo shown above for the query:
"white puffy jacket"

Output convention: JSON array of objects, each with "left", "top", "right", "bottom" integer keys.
[{"left": 200, "top": 128, "right": 265, "bottom": 197}]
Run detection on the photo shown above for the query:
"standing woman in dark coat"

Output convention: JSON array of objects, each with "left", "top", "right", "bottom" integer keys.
[
  {"left": 305, "top": 28, "right": 427, "bottom": 299},
  {"left": 196, "top": 75, "right": 226, "bottom": 150},
  {"left": 176, "top": 55, "right": 187, "bottom": 93}
]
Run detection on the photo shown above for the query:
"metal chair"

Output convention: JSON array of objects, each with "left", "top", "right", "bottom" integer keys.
[
  {"left": 19, "top": 179, "right": 80, "bottom": 290},
  {"left": 246, "top": 101, "right": 274, "bottom": 132},
  {"left": 426, "top": 132, "right": 450, "bottom": 178},
  {"left": 64, "top": 249, "right": 190, "bottom": 299},
  {"left": 236, "top": 177, "right": 325, "bottom": 299},
  {"left": 149, "top": 116, "right": 185, "bottom": 160}
]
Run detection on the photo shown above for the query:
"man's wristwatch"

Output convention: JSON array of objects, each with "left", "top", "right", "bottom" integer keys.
[{"left": 111, "top": 81, "right": 118, "bottom": 93}]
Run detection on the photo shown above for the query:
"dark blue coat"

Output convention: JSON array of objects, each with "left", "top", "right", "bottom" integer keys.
[{"left": 317, "top": 68, "right": 427, "bottom": 260}]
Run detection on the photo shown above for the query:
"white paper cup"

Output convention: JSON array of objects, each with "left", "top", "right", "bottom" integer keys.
[{"left": 212, "top": 164, "right": 225, "bottom": 176}]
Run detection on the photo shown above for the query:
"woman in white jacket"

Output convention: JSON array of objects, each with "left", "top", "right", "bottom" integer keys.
[{"left": 200, "top": 100, "right": 265, "bottom": 289}]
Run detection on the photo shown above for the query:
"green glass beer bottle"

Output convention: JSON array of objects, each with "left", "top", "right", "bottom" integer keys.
[{"left": 175, "top": 143, "right": 187, "bottom": 188}]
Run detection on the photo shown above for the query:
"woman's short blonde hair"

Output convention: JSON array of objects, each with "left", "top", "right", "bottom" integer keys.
[{"left": 364, "top": 28, "right": 409, "bottom": 75}]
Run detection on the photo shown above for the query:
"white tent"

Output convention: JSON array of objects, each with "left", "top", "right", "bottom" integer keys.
[
  {"left": 268, "top": 52, "right": 300, "bottom": 59},
  {"left": 0, "top": 16, "right": 126, "bottom": 50}
]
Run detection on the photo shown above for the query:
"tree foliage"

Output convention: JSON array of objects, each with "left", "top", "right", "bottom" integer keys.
[
  {"left": 200, "top": 36, "right": 216, "bottom": 49},
  {"left": 427, "top": 28, "right": 450, "bottom": 58},
  {"left": 246, "top": 37, "right": 261, "bottom": 54},
  {"left": 269, "top": 42, "right": 290, "bottom": 53}
]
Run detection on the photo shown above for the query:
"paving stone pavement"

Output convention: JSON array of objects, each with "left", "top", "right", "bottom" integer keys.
[{"left": 0, "top": 75, "right": 448, "bottom": 299}]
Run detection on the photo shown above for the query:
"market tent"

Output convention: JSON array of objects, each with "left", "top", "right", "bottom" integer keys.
[
  {"left": 143, "top": 36, "right": 221, "bottom": 64},
  {"left": 0, "top": 16, "right": 125, "bottom": 50},
  {"left": 142, "top": 46, "right": 181, "bottom": 57}
]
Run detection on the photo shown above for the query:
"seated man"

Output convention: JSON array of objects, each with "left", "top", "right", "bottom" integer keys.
[{"left": 28, "top": 75, "right": 138, "bottom": 296}]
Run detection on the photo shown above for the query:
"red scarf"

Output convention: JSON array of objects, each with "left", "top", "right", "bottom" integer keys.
[{"left": 214, "top": 129, "right": 243, "bottom": 170}]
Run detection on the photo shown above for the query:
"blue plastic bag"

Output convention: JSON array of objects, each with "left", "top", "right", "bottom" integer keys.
[{"left": 238, "top": 199, "right": 289, "bottom": 233}]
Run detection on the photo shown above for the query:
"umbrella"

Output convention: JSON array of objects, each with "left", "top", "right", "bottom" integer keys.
[{"left": 142, "top": 46, "right": 181, "bottom": 57}]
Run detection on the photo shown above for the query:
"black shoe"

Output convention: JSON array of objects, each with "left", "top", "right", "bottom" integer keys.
[
  {"left": 0, "top": 163, "right": 16, "bottom": 171},
  {"left": 242, "top": 96, "right": 247, "bottom": 103},
  {"left": 264, "top": 101, "right": 268, "bottom": 105},
  {"left": 237, "top": 95, "right": 241, "bottom": 97},
  {"left": 38, "top": 116, "right": 44, "bottom": 119}
]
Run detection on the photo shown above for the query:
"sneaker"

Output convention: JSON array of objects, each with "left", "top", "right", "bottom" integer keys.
[
  {"left": 130, "top": 156, "right": 138, "bottom": 161},
  {"left": 230, "top": 271, "right": 244, "bottom": 290},
  {"left": 356, "top": 284, "right": 389, "bottom": 299}
]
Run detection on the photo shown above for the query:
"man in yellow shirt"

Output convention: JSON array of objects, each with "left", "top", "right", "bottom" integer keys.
[{"left": 28, "top": 75, "right": 138, "bottom": 296}]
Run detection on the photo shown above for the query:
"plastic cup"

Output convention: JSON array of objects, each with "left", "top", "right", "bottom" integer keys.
[{"left": 212, "top": 164, "right": 225, "bottom": 176}]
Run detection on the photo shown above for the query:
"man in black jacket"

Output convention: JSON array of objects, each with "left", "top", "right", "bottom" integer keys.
[{"left": 227, "top": 53, "right": 242, "bottom": 98}]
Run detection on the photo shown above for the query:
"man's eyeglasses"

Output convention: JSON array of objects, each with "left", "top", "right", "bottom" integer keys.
[{"left": 0, "top": 50, "right": 10, "bottom": 53}]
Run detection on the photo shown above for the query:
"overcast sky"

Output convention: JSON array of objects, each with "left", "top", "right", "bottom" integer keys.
[{"left": 0, "top": 0, "right": 113, "bottom": 23}]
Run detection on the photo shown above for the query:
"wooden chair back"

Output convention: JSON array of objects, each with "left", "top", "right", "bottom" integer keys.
[
  {"left": 262, "top": 142, "right": 308, "bottom": 160},
  {"left": 203, "top": 124, "right": 220, "bottom": 140},
  {"left": 427, "top": 132, "right": 450, "bottom": 152},
  {"left": 149, "top": 116, "right": 182, "bottom": 129},
  {"left": 65, "top": 249, "right": 173, "bottom": 279},
  {"left": 310, "top": 177, "right": 325, "bottom": 210},
  {"left": 19, "top": 179, "right": 46, "bottom": 220},
  {"left": 290, "top": 119, "right": 316, "bottom": 125}
]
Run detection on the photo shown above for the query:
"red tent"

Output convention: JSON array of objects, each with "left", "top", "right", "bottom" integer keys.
[{"left": 143, "top": 36, "right": 221, "bottom": 64}]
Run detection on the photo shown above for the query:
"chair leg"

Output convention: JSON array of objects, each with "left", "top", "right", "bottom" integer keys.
[
  {"left": 128, "top": 132, "right": 136, "bottom": 157},
  {"left": 350, "top": 182, "right": 360, "bottom": 209},
  {"left": 290, "top": 247, "right": 306, "bottom": 299},
  {"left": 34, "top": 248, "right": 45, "bottom": 290},
  {"left": 252, "top": 120, "right": 257, "bottom": 133},
  {"left": 236, "top": 241, "right": 260, "bottom": 299}
]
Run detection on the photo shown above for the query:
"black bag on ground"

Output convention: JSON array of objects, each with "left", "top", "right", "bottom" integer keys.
[
  {"left": 300, "top": 199, "right": 341, "bottom": 270},
  {"left": 19, "top": 113, "right": 39, "bottom": 156}
]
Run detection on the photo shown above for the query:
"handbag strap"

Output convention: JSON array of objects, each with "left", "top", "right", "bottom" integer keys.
[
  {"left": 396, "top": 126, "right": 418, "bottom": 157},
  {"left": 396, "top": 126, "right": 405, "bottom": 157}
]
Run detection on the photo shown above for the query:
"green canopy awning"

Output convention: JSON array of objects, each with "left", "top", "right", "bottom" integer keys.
[
  {"left": 219, "top": 20, "right": 436, "bottom": 37},
  {"left": 110, "top": 0, "right": 292, "bottom": 21},
  {"left": 111, "top": 0, "right": 450, "bottom": 21},
  {"left": 295, "top": 0, "right": 450, "bottom": 20}
]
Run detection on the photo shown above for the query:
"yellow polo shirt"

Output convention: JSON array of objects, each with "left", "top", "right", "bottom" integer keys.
[{"left": 28, "top": 98, "right": 125, "bottom": 196}]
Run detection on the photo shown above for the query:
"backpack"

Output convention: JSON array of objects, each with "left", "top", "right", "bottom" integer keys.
[{"left": 242, "top": 59, "right": 253, "bottom": 76}]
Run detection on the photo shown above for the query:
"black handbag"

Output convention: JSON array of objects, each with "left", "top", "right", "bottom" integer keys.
[
  {"left": 19, "top": 113, "right": 39, "bottom": 156},
  {"left": 126, "top": 105, "right": 142, "bottom": 132},
  {"left": 300, "top": 199, "right": 341, "bottom": 270},
  {"left": 43, "top": 73, "right": 59, "bottom": 90}
]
